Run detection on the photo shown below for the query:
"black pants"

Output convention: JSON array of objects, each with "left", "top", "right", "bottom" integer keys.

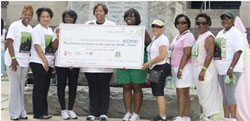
[
  {"left": 84, "top": 73, "right": 113, "bottom": 116},
  {"left": 30, "top": 62, "right": 52, "bottom": 118},
  {"left": 56, "top": 67, "right": 79, "bottom": 110},
  {"left": 151, "top": 63, "right": 171, "bottom": 96}
]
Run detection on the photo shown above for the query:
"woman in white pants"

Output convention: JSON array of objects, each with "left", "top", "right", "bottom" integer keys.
[
  {"left": 191, "top": 13, "right": 221, "bottom": 121},
  {"left": 5, "top": 5, "right": 33, "bottom": 120}
]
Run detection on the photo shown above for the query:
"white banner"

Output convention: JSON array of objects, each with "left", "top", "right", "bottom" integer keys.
[{"left": 57, "top": 24, "right": 145, "bottom": 69}]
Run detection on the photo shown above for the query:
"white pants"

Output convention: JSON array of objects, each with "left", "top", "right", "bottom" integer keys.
[
  {"left": 6, "top": 66, "right": 28, "bottom": 119},
  {"left": 193, "top": 62, "right": 221, "bottom": 117}
]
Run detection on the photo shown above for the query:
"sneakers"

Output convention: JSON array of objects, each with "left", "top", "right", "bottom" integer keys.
[
  {"left": 130, "top": 113, "right": 140, "bottom": 121},
  {"left": 173, "top": 116, "right": 186, "bottom": 121},
  {"left": 221, "top": 118, "right": 230, "bottom": 121},
  {"left": 122, "top": 112, "right": 132, "bottom": 121},
  {"left": 99, "top": 114, "right": 108, "bottom": 121},
  {"left": 61, "top": 110, "right": 70, "bottom": 120},
  {"left": 86, "top": 115, "right": 96, "bottom": 121},
  {"left": 68, "top": 110, "right": 78, "bottom": 119},
  {"left": 199, "top": 117, "right": 211, "bottom": 121},
  {"left": 229, "top": 118, "right": 237, "bottom": 121},
  {"left": 151, "top": 116, "right": 166, "bottom": 121},
  {"left": 184, "top": 116, "right": 191, "bottom": 121}
]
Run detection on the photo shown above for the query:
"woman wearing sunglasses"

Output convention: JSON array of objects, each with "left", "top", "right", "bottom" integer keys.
[
  {"left": 171, "top": 14, "right": 195, "bottom": 121},
  {"left": 191, "top": 13, "right": 221, "bottom": 121},
  {"left": 214, "top": 10, "right": 244, "bottom": 121},
  {"left": 142, "top": 19, "right": 171, "bottom": 121}
]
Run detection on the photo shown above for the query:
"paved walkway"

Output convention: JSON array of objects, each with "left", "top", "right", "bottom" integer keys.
[{"left": 1, "top": 80, "right": 150, "bottom": 121}]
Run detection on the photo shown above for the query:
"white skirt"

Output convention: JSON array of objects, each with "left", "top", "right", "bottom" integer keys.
[
  {"left": 172, "top": 63, "right": 195, "bottom": 88},
  {"left": 192, "top": 61, "right": 221, "bottom": 117}
]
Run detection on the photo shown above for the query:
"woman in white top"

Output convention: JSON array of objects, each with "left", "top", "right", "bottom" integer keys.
[
  {"left": 5, "top": 5, "right": 33, "bottom": 120},
  {"left": 142, "top": 19, "right": 171, "bottom": 121},
  {"left": 215, "top": 10, "right": 244, "bottom": 121},
  {"left": 52, "top": 10, "right": 79, "bottom": 120},
  {"left": 1, "top": 18, "right": 7, "bottom": 77},
  {"left": 191, "top": 13, "right": 221, "bottom": 120},
  {"left": 82, "top": 4, "right": 116, "bottom": 121},
  {"left": 29, "top": 7, "right": 56, "bottom": 119}
]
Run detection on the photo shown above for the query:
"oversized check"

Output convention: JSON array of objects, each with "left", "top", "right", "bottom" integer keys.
[{"left": 57, "top": 24, "right": 145, "bottom": 69}]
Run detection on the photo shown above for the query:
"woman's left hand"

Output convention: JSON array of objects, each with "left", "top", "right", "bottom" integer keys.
[{"left": 227, "top": 68, "right": 233, "bottom": 78}]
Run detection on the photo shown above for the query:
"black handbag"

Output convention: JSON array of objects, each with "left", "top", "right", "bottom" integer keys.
[{"left": 148, "top": 69, "right": 163, "bottom": 84}]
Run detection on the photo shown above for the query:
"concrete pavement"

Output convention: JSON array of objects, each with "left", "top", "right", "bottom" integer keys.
[{"left": 1, "top": 80, "right": 150, "bottom": 121}]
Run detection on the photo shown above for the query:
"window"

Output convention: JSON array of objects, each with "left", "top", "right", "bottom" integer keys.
[{"left": 191, "top": 1, "right": 241, "bottom": 9}]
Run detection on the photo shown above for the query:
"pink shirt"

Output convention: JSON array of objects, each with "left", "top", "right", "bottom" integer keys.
[
  {"left": 170, "top": 30, "right": 195, "bottom": 67},
  {"left": 191, "top": 31, "right": 215, "bottom": 66}
]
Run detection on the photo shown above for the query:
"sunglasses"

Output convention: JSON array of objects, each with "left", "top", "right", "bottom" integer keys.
[
  {"left": 220, "top": 16, "right": 231, "bottom": 20},
  {"left": 151, "top": 24, "right": 163, "bottom": 28},
  {"left": 196, "top": 22, "right": 208, "bottom": 26},
  {"left": 175, "top": 21, "right": 187, "bottom": 25}
]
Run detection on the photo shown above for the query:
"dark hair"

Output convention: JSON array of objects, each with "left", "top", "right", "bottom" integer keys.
[
  {"left": 124, "top": 8, "right": 141, "bottom": 25},
  {"left": 36, "top": 7, "right": 53, "bottom": 22},
  {"left": 93, "top": 3, "right": 108, "bottom": 15},
  {"left": 174, "top": 14, "right": 191, "bottom": 28},
  {"left": 195, "top": 13, "right": 212, "bottom": 26},
  {"left": 1, "top": 18, "right": 4, "bottom": 35},
  {"left": 62, "top": 10, "right": 78, "bottom": 24}
]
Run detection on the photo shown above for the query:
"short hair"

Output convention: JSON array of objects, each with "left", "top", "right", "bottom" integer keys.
[
  {"left": 62, "top": 10, "right": 78, "bottom": 24},
  {"left": 22, "top": 5, "right": 34, "bottom": 15},
  {"left": 195, "top": 13, "right": 212, "bottom": 26},
  {"left": 93, "top": 3, "right": 108, "bottom": 15},
  {"left": 36, "top": 7, "right": 53, "bottom": 22},
  {"left": 123, "top": 8, "right": 141, "bottom": 25},
  {"left": 174, "top": 14, "right": 191, "bottom": 28}
]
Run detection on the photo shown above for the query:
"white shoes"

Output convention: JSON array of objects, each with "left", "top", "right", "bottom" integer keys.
[
  {"left": 173, "top": 116, "right": 186, "bottom": 121},
  {"left": 86, "top": 115, "right": 96, "bottom": 121},
  {"left": 221, "top": 118, "right": 230, "bottom": 121},
  {"left": 99, "top": 114, "right": 108, "bottom": 120},
  {"left": 199, "top": 117, "right": 211, "bottom": 121},
  {"left": 68, "top": 110, "right": 78, "bottom": 119},
  {"left": 61, "top": 110, "right": 70, "bottom": 120},
  {"left": 229, "top": 118, "right": 237, "bottom": 121},
  {"left": 122, "top": 112, "right": 132, "bottom": 121},
  {"left": 61, "top": 110, "right": 78, "bottom": 120},
  {"left": 130, "top": 112, "right": 140, "bottom": 121},
  {"left": 184, "top": 116, "right": 191, "bottom": 121},
  {"left": 221, "top": 117, "right": 238, "bottom": 121}
]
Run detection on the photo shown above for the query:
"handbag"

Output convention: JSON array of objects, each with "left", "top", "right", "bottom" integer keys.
[
  {"left": 148, "top": 69, "right": 163, "bottom": 84},
  {"left": 147, "top": 40, "right": 165, "bottom": 84}
]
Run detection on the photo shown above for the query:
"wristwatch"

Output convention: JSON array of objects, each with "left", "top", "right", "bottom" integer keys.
[{"left": 229, "top": 66, "right": 233, "bottom": 70}]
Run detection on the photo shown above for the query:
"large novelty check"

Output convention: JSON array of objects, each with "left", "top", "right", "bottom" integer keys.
[{"left": 57, "top": 24, "right": 145, "bottom": 69}]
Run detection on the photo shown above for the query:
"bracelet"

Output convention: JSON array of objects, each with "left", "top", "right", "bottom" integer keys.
[
  {"left": 179, "top": 69, "right": 183, "bottom": 72},
  {"left": 56, "top": 36, "right": 59, "bottom": 40},
  {"left": 229, "top": 66, "right": 233, "bottom": 70},
  {"left": 11, "top": 56, "right": 16, "bottom": 59},
  {"left": 202, "top": 66, "right": 208, "bottom": 70}
]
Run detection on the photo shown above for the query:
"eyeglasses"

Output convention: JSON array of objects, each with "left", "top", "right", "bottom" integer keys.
[
  {"left": 151, "top": 24, "right": 163, "bottom": 28},
  {"left": 196, "top": 22, "right": 208, "bottom": 26},
  {"left": 175, "top": 21, "right": 187, "bottom": 25},
  {"left": 220, "top": 16, "right": 231, "bottom": 21}
]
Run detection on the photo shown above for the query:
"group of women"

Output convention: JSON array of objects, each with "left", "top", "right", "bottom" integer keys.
[{"left": 4, "top": 3, "right": 245, "bottom": 121}]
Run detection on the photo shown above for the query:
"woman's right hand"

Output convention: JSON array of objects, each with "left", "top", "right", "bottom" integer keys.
[
  {"left": 177, "top": 70, "right": 182, "bottom": 79},
  {"left": 43, "top": 61, "right": 49, "bottom": 72},
  {"left": 10, "top": 59, "right": 19, "bottom": 71},
  {"left": 55, "top": 28, "right": 60, "bottom": 37}
]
